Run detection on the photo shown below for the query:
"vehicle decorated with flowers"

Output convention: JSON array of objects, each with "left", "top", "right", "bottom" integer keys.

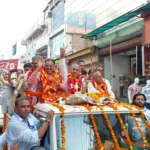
[{"left": 33, "top": 92, "right": 150, "bottom": 150}]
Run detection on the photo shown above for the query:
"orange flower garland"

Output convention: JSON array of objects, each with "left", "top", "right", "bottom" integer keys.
[
  {"left": 91, "top": 78, "right": 109, "bottom": 95},
  {"left": 51, "top": 103, "right": 66, "bottom": 150},
  {"left": 68, "top": 72, "right": 82, "bottom": 93},
  {"left": 84, "top": 104, "right": 104, "bottom": 150},
  {"left": 108, "top": 104, "right": 133, "bottom": 150},
  {"left": 122, "top": 103, "right": 149, "bottom": 147},
  {"left": 40, "top": 66, "right": 65, "bottom": 102},
  {"left": 133, "top": 105, "right": 150, "bottom": 133},
  {"left": 97, "top": 105, "right": 121, "bottom": 150},
  {"left": 61, "top": 119, "right": 66, "bottom": 150},
  {"left": 51, "top": 103, "right": 65, "bottom": 116}
]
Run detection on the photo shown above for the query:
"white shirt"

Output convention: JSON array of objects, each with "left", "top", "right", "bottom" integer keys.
[
  {"left": 0, "top": 132, "right": 7, "bottom": 146},
  {"left": 3, "top": 113, "right": 42, "bottom": 150},
  {"left": 143, "top": 107, "right": 150, "bottom": 121},
  {"left": 88, "top": 78, "right": 115, "bottom": 98}
]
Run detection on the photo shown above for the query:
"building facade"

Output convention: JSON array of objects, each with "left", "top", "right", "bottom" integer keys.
[
  {"left": 21, "top": 5, "right": 50, "bottom": 62},
  {"left": 21, "top": 0, "right": 97, "bottom": 67},
  {"left": 82, "top": 0, "right": 150, "bottom": 99}
]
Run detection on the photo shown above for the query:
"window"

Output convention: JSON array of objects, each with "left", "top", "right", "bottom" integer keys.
[
  {"left": 51, "top": 2, "right": 64, "bottom": 31},
  {"left": 50, "top": 32, "right": 64, "bottom": 57}
]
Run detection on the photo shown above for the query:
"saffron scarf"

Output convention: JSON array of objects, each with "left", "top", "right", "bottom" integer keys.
[
  {"left": 40, "top": 66, "right": 63, "bottom": 102},
  {"left": 91, "top": 78, "right": 109, "bottom": 95}
]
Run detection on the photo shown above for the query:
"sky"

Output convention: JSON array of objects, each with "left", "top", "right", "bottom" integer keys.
[{"left": 0, "top": 0, "right": 47, "bottom": 59}]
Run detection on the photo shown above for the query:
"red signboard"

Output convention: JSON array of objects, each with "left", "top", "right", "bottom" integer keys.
[
  {"left": 142, "top": 47, "right": 150, "bottom": 76},
  {"left": 0, "top": 59, "right": 19, "bottom": 70}
]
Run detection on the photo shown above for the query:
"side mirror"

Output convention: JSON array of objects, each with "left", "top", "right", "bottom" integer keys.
[{"left": 30, "top": 146, "right": 47, "bottom": 150}]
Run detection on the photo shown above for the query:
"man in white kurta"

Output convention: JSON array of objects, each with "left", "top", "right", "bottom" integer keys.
[{"left": 88, "top": 71, "right": 115, "bottom": 98}]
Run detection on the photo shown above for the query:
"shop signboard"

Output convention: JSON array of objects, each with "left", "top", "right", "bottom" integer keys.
[
  {"left": 66, "top": 10, "right": 96, "bottom": 34},
  {"left": 0, "top": 59, "right": 19, "bottom": 70},
  {"left": 142, "top": 46, "right": 150, "bottom": 76}
]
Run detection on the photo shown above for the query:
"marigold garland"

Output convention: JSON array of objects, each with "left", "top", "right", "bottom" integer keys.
[
  {"left": 108, "top": 104, "right": 133, "bottom": 150},
  {"left": 51, "top": 103, "right": 66, "bottom": 150},
  {"left": 122, "top": 103, "right": 149, "bottom": 147},
  {"left": 40, "top": 66, "right": 66, "bottom": 102},
  {"left": 97, "top": 105, "right": 121, "bottom": 150},
  {"left": 133, "top": 105, "right": 150, "bottom": 133},
  {"left": 68, "top": 72, "right": 82, "bottom": 93},
  {"left": 84, "top": 104, "right": 104, "bottom": 150},
  {"left": 51, "top": 103, "right": 65, "bottom": 116},
  {"left": 91, "top": 78, "right": 109, "bottom": 95},
  {"left": 61, "top": 119, "right": 66, "bottom": 150}
]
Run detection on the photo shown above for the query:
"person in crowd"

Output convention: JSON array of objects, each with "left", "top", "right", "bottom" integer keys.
[
  {"left": 123, "top": 93, "right": 150, "bottom": 142},
  {"left": 88, "top": 71, "right": 115, "bottom": 98},
  {"left": 25, "top": 46, "right": 69, "bottom": 103},
  {"left": 96, "top": 64, "right": 104, "bottom": 77},
  {"left": 0, "top": 96, "right": 53, "bottom": 150},
  {"left": 22, "top": 56, "right": 43, "bottom": 104},
  {"left": 16, "top": 69, "right": 23, "bottom": 80},
  {"left": 87, "top": 69, "right": 93, "bottom": 80},
  {"left": 6, "top": 69, "right": 25, "bottom": 111},
  {"left": 132, "top": 93, "right": 150, "bottom": 121},
  {"left": 96, "top": 64, "right": 117, "bottom": 97},
  {"left": 27, "top": 58, "right": 66, "bottom": 102},
  {"left": 23, "top": 63, "right": 32, "bottom": 73},
  {"left": 24, "top": 56, "right": 43, "bottom": 82},
  {"left": 81, "top": 69, "right": 88, "bottom": 79},
  {"left": 0, "top": 73, "right": 14, "bottom": 114},
  {"left": 67, "top": 64, "right": 83, "bottom": 93},
  {"left": 77, "top": 60, "right": 87, "bottom": 74},
  {"left": 86, "top": 63, "right": 96, "bottom": 80}
]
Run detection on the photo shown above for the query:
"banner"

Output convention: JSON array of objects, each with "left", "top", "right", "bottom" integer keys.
[
  {"left": 142, "top": 46, "right": 150, "bottom": 76},
  {"left": 0, "top": 59, "right": 19, "bottom": 70}
]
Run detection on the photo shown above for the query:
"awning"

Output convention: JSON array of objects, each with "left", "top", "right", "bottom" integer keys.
[{"left": 82, "top": 3, "right": 150, "bottom": 39}]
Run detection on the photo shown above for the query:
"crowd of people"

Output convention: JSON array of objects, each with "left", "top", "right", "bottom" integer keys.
[{"left": 0, "top": 46, "right": 150, "bottom": 149}]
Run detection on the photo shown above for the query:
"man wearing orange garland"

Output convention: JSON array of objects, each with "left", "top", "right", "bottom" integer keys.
[
  {"left": 88, "top": 71, "right": 115, "bottom": 98},
  {"left": 67, "top": 64, "right": 84, "bottom": 93},
  {"left": 27, "top": 57, "right": 66, "bottom": 102},
  {"left": 26, "top": 46, "right": 69, "bottom": 103},
  {"left": 122, "top": 93, "right": 150, "bottom": 142}
]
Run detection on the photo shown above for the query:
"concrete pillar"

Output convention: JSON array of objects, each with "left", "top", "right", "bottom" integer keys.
[{"left": 141, "top": 10, "right": 150, "bottom": 45}]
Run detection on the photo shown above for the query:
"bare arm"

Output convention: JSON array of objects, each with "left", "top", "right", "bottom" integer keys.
[
  {"left": 0, "top": 74, "right": 11, "bottom": 86},
  {"left": 15, "top": 111, "right": 54, "bottom": 143},
  {"left": 59, "top": 45, "right": 68, "bottom": 91},
  {"left": 38, "top": 110, "right": 54, "bottom": 139}
]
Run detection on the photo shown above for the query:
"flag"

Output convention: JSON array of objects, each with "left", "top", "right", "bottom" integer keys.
[{"left": 12, "top": 42, "right": 17, "bottom": 55}]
